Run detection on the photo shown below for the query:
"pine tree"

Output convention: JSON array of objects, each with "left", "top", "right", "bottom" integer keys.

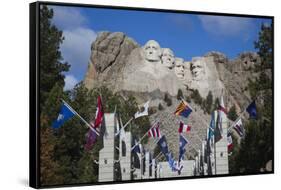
[
  {"left": 230, "top": 22, "right": 273, "bottom": 174},
  {"left": 158, "top": 103, "right": 164, "bottom": 111},
  {"left": 205, "top": 91, "right": 213, "bottom": 114},
  {"left": 177, "top": 89, "right": 183, "bottom": 100},
  {"left": 40, "top": 5, "right": 70, "bottom": 108},
  {"left": 254, "top": 23, "right": 273, "bottom": 69},
  {"left": 228, "top": 105, "right": 238, "bottom": 121}
]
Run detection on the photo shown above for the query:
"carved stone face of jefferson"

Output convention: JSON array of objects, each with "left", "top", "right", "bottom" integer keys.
[
  {"left": 161, "top": 48, "right": 175, "bottom": 69},
  {"left": 174, "top": 58, "right": 185, "bottom": 80},
  {"left": 191, "top": 57, "right": 205, "bottom": 81},
  {"left": 143, "top": 40, "right": 161, "bottom": 62}
]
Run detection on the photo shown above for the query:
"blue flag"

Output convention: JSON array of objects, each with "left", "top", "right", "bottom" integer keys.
[
  {"left": 167, "top": 152, "right": 175, "bottom": 169},
  {"left": 246, "top": 101, "right": 257, "bottom": 119},
  {"left": 157, "top": 135, "right": 169, "bottom": 157},
  {"left": 174, "top": 101, "right": 193, "bottom": 118},
  {"left": 132, "top": 140, "right": 142, "bottom": 154},
  {"left": 52, "top": 103, "right": 75, "bottom": 129},
  {"left": 208, "top": 112, "right": 215, "bottom": 141},
  {"left": 179, "top": 135, "right": 188, "bottom": 161}
]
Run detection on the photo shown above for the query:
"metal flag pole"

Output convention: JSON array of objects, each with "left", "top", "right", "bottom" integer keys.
[
  {"left": 115, "top": 117, "right": 134, "bottom": 137},
  {"left": 61, "top": 99, "right": 100, "bottom": 136},
  {"left": 131, "top": 120, "right": 159, "bottom": 151}
]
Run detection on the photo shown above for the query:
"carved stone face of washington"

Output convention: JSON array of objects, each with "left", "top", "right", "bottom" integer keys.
[
  {"left": 191, "top": 57, "right": 205, "bottom": 81},
  {"left": 161, "top": 48, "right": 175, "bottom": 69},
  {"left": 174, "top": 58, "right": 185, "bottom": 80},
  {"left": 143, "top": 40, "right": 161, "bottom": 62}
]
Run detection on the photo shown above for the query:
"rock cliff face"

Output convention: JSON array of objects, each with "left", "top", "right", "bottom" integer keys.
[
  {"left": 84, "top": 31, "right": 261, "bottom": 156},
  {"left": 84, "top": 32, "right": 139, "bottom": 89}
]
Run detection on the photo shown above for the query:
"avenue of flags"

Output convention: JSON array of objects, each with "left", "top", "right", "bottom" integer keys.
[{"left": 51, "top": 93, "right": 257, "bottom": 175}]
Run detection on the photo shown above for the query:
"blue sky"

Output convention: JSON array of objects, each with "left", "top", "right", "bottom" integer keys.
[{"left": 49, "top": 5, "right": 272, "bottom": 90}]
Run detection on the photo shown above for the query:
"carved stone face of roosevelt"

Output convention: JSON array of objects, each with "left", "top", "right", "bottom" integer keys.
[
  {"left": 143, "top": 40, "right": 161, "bottom": 62},
  {"left": 174, "top": 58, "right": 185, "bottom": 79},
  {"left": 191, "top": 58, "right": 205, "bottom": 81},
  {"left": 161, "top": 48, "right": 175, "bottom": 69}
]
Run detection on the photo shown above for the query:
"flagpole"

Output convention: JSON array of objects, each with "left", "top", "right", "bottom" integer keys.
[
  {"left": 214, "top": 135, "right": 217, "bottom": 175},
  {"left": 131, "top": 120, "right": 159, "bottom": 151},
  {"left": 115, "top": 117, "right": 134, "bottom": 136},
  {"left": 62, "top": 99, "right": 100, "bottom": 136}
]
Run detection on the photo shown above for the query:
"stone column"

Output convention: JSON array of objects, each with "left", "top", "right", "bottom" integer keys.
[
  {"left": 214, "top": 107, "right": 229, "bottom": 174},
  {"left": 98, "top": 113, "right": 116, "bottom": 182},
  {"left": 143, "top": 151, "right": 150, "bottom": 179},
  {"left": 119, "top": 131, "right": 132, "bottom": 181}
]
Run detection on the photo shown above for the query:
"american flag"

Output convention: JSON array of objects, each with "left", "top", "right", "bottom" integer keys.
[{"left": 148, "top": 121, "right": 161, "bottom": 138}]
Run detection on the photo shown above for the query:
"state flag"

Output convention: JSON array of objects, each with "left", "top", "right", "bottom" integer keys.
[
  {"left": 179, "top": 134, "right": 188, "bottom": 161},
  {"left": 227, "top": 133, "right": 233, "bottom": 151},
  {"left": 90, "top": 96, "right": 104, "bottom": 129},
  {"left": 233, "top": 118, "right": 245, "bottom": 137},
  {"left": 174, "top": 100, "right": 193, "bottom": 118},
  {"left": 52, "top": 103, "right": 75, "bottom": 129},
  {"left": 157, "top": 135, "right": 169, "bottom": 156},
  {"left": 84, "top": 128, "right": 98, "bottom": 151},
  {"left": 178, "top": 121, "right": 191, "bottom": 133},
  {"left": 132, "top": 139, "right": 142, "bottom": 154},
  {"left": 246, "top": 101, "right": 257, "bottom": 119},
  {"left": 134, "top": 101, "right": 149, "bottom": 119}
]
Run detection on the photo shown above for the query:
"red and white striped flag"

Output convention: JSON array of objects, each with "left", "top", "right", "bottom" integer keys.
[
  {"left": 148, "top": 122, "right": 161, "bottom": 138},
  {"left": 227, "top": 134, "right": 233, "bottom": 151},
  {"left": 178, "top": 121, "right": 191, "bottom": 133}
]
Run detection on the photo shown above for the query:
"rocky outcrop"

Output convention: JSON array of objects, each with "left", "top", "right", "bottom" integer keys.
[{"left": 84, "top": 32, "right": 139, "bottom": 89}]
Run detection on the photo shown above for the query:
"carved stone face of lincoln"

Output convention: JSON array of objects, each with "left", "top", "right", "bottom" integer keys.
[
  {"left": 161, "top": 48, "right": 175, "bottom": 69},
  {"left": 174, "top": 58, "right": 185, "bottom": 80},
  {"left": 143, "top": 40, "right": 161, "bottom": 62},
  {"left": 191, "top": 57, "right": 205, "bottom": 81}
]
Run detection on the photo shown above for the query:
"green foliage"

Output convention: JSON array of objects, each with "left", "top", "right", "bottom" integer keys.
[
  {"left": 230, "top": 23, "right": 273, "bottom": 174},
  {"left": 153, "top": 145, "right": 165, "bottom": 162},
  {"left": 248, "top": 71, "right": 272, "bottom": 98},
  {"left": 40, "top": 5, "right": 70, "bottom": 108},
  {"left": 185, "top": 96, "right": 191, "bottom": 103},
  {"left": 228, "top": 105, "right": 238, "bottom": 121},
  {"left": 191, "top": 89, "right": 202, "bottom": 105},
  {"left": 158, "top": 103, "right": 164, "bottom": 111},
  {"left": 205, "top": 91, "right": 213, "bottom": 114},
  {"left": 230, "top": 120, "right": 273, "bottom": 174},
  {"left": 214, "top": 97, "right": 220, "bottom": 110},
  {"left": 164, "top": 93, "right": 172, "bottom": 107},
  {"left": 177, "top": 89, "right": 183, "bottom": 100},
  {"left": 254, "top": 23, "right": 273, "bottom": 69}
]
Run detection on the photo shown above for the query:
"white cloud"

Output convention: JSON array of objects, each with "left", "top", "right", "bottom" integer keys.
[
  {"left": 198, "top": 15, "right": 253, "bottom": 37},
  {"left": 49, "top": 5, "right": 97, "bottom": 80},
  {"left": 64, "top": 75, "right": 79, "bottom": 91},
  {"left": 50, "top": 5, "right": 87, "bottom": 29},
  {"left": 60, "top": 27, "right": 97, "bottom": 78}
]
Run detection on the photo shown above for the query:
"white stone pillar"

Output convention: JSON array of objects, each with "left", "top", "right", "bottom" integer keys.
[
  {"left": 143, "top": 151, "right": 150, "bottom": 179},
  {"left": 98, "top": 113, "right": 116, "bottom": 182},
  {"left": 119, "top": 130, "right": 132, "bottom": 181},
  {"left": 151, "top": 159, "right": 156, "bottom": 179},
  {"left": 214, "top": 102, "right": 229, "bottom": 175}
]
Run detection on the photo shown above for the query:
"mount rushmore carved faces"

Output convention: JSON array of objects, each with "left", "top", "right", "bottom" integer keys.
[
  {"left": 161, "top": 48, "right": 175, "bottom": 69},
  {"left": 191, "top": 57, "right": 206, "bottom": 81},
  {"left": 174, "top": 58, "right": 185, "bottom": 80},
  {"left": 143, "top": 40, "right": 162, "bottom": 62}
]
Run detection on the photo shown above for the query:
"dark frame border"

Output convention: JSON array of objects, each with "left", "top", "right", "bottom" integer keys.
[{"left": 29, "top": 1, "right": 274, "bottom": 189}]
